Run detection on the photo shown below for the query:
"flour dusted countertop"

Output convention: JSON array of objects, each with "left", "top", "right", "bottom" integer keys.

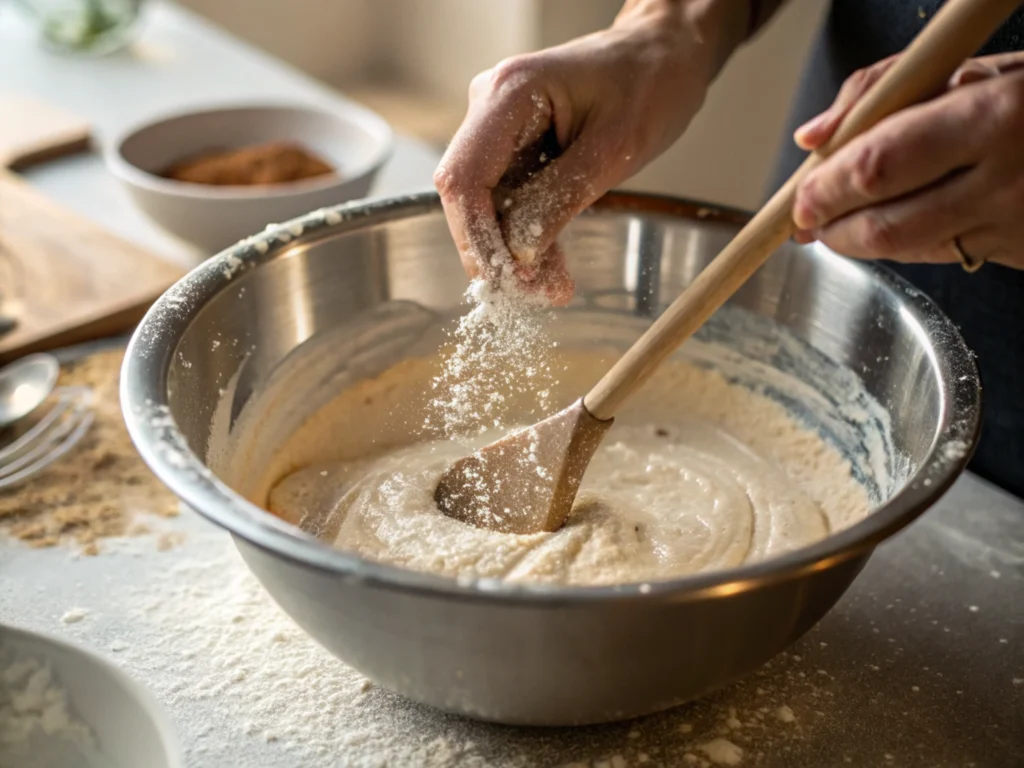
[{"left": 2, "top": 478, "right": 1022, "bottom": 767}]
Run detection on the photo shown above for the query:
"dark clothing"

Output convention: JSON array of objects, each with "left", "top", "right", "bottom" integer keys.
[{"left": 769, "top": 1, "right": 1024, "bottom": 497}]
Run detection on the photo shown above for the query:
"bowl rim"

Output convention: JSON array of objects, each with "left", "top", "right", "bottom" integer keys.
[
  {"left": 0, "top": 622, "right": 185, "bottom": 768},
  {"left": 104, "top": 100, "right": 394, "bottom": 201},
  {"left": 120, "top": 191, "right": 983, "bottom": 605}
]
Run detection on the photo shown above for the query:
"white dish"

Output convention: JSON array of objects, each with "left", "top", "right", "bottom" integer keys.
[
  {"left": 106, "top": 101, "right": 393, "bottom": 255},
  {"left": 0, "top": 623, "right": 183, "bottom": 768}
]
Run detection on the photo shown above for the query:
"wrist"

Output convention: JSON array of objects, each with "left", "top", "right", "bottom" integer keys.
[{"left": 613, "top": 0, "right": 748, "bottom": 78}]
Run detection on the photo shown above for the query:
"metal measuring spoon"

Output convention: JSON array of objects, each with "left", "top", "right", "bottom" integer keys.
[{"left": 0, "top": 353, "right": 60, "bottom": 429}]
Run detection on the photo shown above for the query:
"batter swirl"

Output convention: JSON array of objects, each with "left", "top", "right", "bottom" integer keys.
[
  {"left": 261, "top": 352, "right": 870, "bottom": 586},
  {"left": 270, "top": 421, "right": 832, "bottom": 586}
]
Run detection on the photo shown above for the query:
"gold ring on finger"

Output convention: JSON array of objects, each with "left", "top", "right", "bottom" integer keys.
[{"left": 953, "top": 236, "right": 985, "bottom": 273}]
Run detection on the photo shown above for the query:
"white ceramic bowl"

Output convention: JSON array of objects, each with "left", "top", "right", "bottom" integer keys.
[
  {"left": 0, "top": 623, "right": 183, "bottom": 767},
  {"left": 106, "top": 102, "right": 393, "bottom": 254}
]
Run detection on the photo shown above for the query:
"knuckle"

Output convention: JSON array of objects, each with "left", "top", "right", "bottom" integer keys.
[
  {"left": 843, "top": 67, "right": 872, "bottom": 95},
  {"left": 468, "top": 69, "right": 492, "bottom": 99},
  {"left": 840, "top": 60, "right": 891, "bottom": 101},
  {"left": 489, "top": 55, "right": 536, "bottom": 91},
  {"left": 967, "top": 81, "right": 1021, "bottom": 135},
  {"left": 796, "top": 176, "right": 821, "bottom": 212},
  {"left": 859, "top": 212, "right": 899, "bottom": 255},
  {"left": 850, "top": 66, "right": 871, "bottom": 85},
  {"left": 849, "top": 142, "right": 888, "bottom": 198},
  {"left": 990, "top": 79, "right": 1024, "bottom": 126},
  {"left": 433, "top": 162, "right": 459, "bottom": 198},
  {"left": 956, "top": 83, "right": 1021, "bottom": 151},
  {"left": 971, "top": 86, "right": 1004, "bottom": 124}
]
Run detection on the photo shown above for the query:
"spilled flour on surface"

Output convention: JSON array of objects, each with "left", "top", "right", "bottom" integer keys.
[
  {"left": 56, "top": 533, "right": 825, "bottom": 768},
  {"left": 0, "top": 640, "right": 102, "bottom": 768},
  {"left": 34, "top": 493, "right": 1015, "bottom": 768}
]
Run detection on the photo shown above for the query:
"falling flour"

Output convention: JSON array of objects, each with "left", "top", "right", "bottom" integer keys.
[{"left": 427, "top": 277, "right": 557, "bottom": 437}]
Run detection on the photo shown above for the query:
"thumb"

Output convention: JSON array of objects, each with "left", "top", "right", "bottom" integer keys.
[{"left": 794, "top": 55, "right": 899, "bottom": 151}]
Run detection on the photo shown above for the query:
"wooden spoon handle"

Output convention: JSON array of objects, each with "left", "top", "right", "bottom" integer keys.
[{"left": 584, "top": 0, "right": 1021, "bottom": 421}]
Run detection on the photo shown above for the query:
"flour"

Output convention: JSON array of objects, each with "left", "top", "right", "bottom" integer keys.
[
  {"left": 0, "top": 642, "right": 102, "bottom": 768},
  {"left": 75, "top": 533, "right": 823, "bottom": 768},
  {"left": 775, "top": 705, "right": 796, "bottom": 723},
  {"left": 114, "top": 541, "right": 526, "bottom": 767},
  {"left": 428, "top": 277, "right": 557, "bottom": 437},
  {"left": 698, "top": 737, "right": 744, "bottom": 765},
  {"left": 60, "top": 608, "right": 89, "bottom": 625}
]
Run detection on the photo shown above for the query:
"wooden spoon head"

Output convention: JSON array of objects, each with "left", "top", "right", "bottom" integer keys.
[{"left": 433, "top": 399, "right": 613, "bottom": 534}]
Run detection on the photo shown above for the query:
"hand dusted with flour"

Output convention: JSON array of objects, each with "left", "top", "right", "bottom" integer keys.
[{"left": 434, "top": 0, "right": 741, "bottom": 301}]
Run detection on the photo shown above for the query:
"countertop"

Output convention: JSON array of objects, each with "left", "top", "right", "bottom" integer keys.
[{"left": 1, "top": 3, "right": 1022, "bottom": 767}]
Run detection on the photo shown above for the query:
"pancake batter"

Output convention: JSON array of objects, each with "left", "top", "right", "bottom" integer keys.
[{"left": 265, "top": 352, "right": 871, "bottom": 586}]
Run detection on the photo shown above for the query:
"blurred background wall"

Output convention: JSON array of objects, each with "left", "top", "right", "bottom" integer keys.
[{"left": 178, "top": 0, "right": 825, "bottom": 209}]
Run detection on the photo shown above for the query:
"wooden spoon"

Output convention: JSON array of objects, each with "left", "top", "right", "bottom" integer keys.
[{"left": 435, "top": 0, "right": 1020, "bottom": 535}]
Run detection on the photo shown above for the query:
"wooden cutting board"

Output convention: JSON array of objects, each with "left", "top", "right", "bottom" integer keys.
[{"left": 0, "top": 94, "right": 185, "bottom": 363}]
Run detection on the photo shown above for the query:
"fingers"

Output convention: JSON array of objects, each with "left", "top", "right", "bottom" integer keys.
[
  {"left": 949, "top": 59, "right": 1001, "bottom": 88},
  {"left": 499, "top": 127, "right": 627, "bottom": 264},
  {"left": 794, "top": 56, "right": 899, "bottom": 151},
  {"left": 806, "top": 217, "right": 1016, "bottom": 269},
  {"left": 876, "top": 227, "right": 1006, "bottom": 268},
  {"left": 798, "top": 67, "right": 1024, "bottom": 270},
  {"left": 971, "top": 51, "right": 1024, "bottom": 76},
  {"left": 795, "top": 53, "right": 1021, "bottom": 154},
  {"left": 793, "top": 84, "right": 993, "bottom": 231},
  {"left": 531, "top": 242, "right": 575, "bottom": 306},
  {"left": 435, "top": 63, "right": 557, "bottom": 279},
  {"left": 811, "top": 167, "right": 985, "bottom": 262}
]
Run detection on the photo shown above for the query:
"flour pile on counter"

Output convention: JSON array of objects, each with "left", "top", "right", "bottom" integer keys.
[
  {"left": 0, "top": 642, "right": 102, "bottom": 768},
  {"left": 265, "top": 350, "right": 870, "bottom": 585}
]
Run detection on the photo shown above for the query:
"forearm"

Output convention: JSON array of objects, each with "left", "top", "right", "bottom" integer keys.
[{"left": 614, "top": 0, "right": 789, "bottom": 79}]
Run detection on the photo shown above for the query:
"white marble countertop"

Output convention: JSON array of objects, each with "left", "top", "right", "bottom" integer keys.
[{"left": 1, "top": 3, "right": 1022, "bottom": 767}]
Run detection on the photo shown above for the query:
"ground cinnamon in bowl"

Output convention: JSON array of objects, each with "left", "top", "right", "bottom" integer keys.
[{"left": 162, "top": 141, "right": 335, "bottom": 187}]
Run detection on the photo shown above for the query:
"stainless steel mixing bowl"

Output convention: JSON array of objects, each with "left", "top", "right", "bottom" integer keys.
[{"left": 121, "top": 192, "right": 981, "bottom": 726}]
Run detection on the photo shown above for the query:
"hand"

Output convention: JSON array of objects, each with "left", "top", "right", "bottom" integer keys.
[
  {"left": 792, "top": 52, "right": 1024, "bottom": 271},
  {"left": 434, "top": 0, "right": 746, "bottom": 304}
]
